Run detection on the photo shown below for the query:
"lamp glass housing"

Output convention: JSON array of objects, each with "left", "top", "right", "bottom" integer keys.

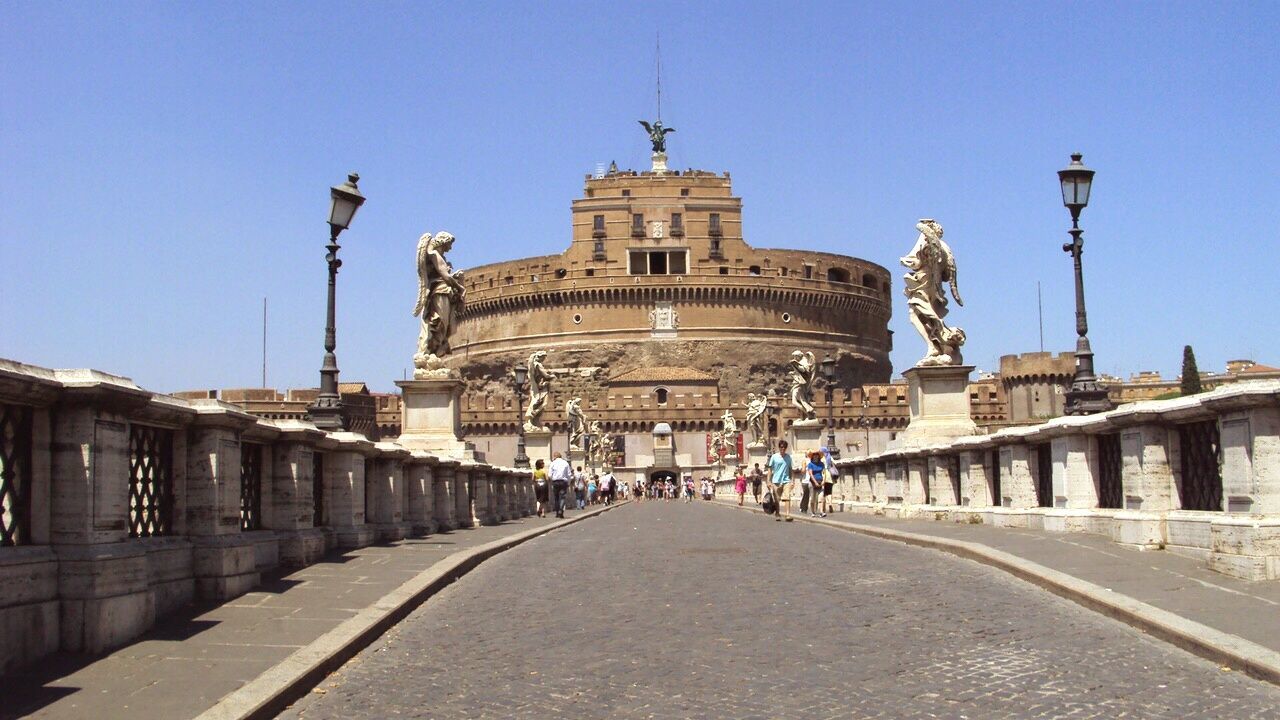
[
  {"left": 1057, "top": 153, "right": 1094, "bottom": 212},
  {"left": 328, "top": 173, "right": 365, "bottom": 231}
]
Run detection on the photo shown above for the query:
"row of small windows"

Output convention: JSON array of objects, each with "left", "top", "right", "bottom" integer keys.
[{"left": 593, "top": 213, "right": 719, "bottom": 235}]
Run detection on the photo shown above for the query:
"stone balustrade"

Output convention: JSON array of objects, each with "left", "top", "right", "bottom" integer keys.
[
  {"left": 0, "top": 358, "right": 536, "bottom": 674},
  {"left": 834, "top": 380, "right": 1280, "bottom": 582}
]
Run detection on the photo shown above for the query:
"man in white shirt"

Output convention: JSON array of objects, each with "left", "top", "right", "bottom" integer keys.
[
  {"left": 549, "top": 452, "right": 573, "bottom": 518},
  {"left": 600, "top": 470, "right": 615, "bottom": 505}
]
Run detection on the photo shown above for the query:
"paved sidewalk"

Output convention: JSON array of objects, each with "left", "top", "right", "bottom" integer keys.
[
  {"left": 2, "top": 506, "right": 609, "bottom": 720},
  {"left": 724, "top": 499, "right": 1280, "bottom": 657}
]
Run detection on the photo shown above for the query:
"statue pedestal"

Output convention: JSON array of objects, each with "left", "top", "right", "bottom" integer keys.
[
  {"left": 746, "top": 443, "right": 770, "bottom": 470},
  {"left": 893, "top": 365, "right": 978, "bottom": 449},
  {"left": 395, "top": 379, "right": 476, "bottom": 460},
  {"left": 651, "top": 152, "right": 668, "bottom": 173},
  {"left": 568, "top": 448, "right": 587, "bottom": 473},
  {"left": 525, "top": 429, "right": 553, "bottom": 469},
  {"left": 790, "top": 419, "right": 825, "bottom": 457}
]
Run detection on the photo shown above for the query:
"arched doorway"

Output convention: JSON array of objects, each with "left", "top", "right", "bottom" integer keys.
[{"left": 649, "top": 470, "right": 678, "bottom": 498}]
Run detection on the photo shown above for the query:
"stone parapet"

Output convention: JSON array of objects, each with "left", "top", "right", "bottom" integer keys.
[
  {"left": 0, "top": 357, "right": 535, "bottom": 674},
  {"left": 837, "top": 381, "right": 1280, "bottom": 581}
]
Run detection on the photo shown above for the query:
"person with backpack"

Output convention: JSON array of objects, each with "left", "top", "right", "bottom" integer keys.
[{"left": 767, "top": 440, "right": 794, "bottom": 521}]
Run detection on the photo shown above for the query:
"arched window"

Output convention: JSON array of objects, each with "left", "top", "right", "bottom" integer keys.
[
  {"left": 828, "top": 267, "right": 851, "bottom": 283},
  {"left": 862, "top": 273, "right": 877, "bottom": 288},
  {"left": 654, "top": 388, "right": 669, "bottom": 405}
]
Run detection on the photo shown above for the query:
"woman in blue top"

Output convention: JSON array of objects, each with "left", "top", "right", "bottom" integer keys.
[{"left": 803, "top": 451, "right": 827, "bottom": 518}]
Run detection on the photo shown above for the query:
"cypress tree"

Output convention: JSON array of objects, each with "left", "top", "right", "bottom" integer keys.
[{"left": 1180, "top": 345, "right": 1203, "bottom": 396}]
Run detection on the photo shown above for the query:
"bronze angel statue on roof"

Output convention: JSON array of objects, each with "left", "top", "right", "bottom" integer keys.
[
  {"left": 900, "top": 219, "right": 967, "bottom": 366},
  {"left": 638, "top": 120, "right": 675, "bottom": 153}
]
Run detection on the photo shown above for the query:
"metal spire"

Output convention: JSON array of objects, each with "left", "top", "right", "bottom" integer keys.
[{"left": 656, "top": 32, "right": 662, "bottom": 123}]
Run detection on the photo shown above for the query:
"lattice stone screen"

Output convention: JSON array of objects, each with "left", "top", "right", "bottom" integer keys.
[
  {"left": 1178, "top": 420, "right": 1223, "bottom": 512},
  {"left": 1096, "top": 433, "right": 1123, "bottom": 509},
  {"left": 128, "top": 424, "right": 174, "bottom": 537},
  {"left": 240, "top": 443, "right": 263, "bottom": 531},
  {"left": 0, "top": 403, "right": 34, "bottom": 547}
]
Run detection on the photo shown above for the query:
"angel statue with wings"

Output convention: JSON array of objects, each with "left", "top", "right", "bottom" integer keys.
[
  {"left": 900, "top": 219, "right": 967, "bottom": 367},
  {"left": 413, "top": 231, "right": 466, "bottom": 377},
  {"left": 788, "top": 351, "right": 818, "bottom": 421},
  {"left": 638, "top": 119, "right": 675, "bottom": 153},
  {"left": 743, "top": 393, "right": 768, "bottom": 447}
]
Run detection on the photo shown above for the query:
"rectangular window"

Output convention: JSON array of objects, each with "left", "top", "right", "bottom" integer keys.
[
  {"left": 668, "top": 251, "right": 687, "bottom": 274},
  {"left": 649, "top": 251, "right": 668, "bottom": 274},
  {"left": 622, "top": 189, "right": 630, "bottom": 197},
  {"left": 593, "top": 214, "right": 605, "bottom": 231},
  {"left": 671, "top": 213, "right": 682, "bottom": 228},
  {"left": 680, "top": 188, "right": 689, "bottom": 196},
  {"left": 804, "top": 265, "right": 814, "bottom": 279},
  {"left": 629, "top": 250, "right": 648, "bottom": 275},
  {"left": 632, "top": 213, "right": 644, "bottom": 229},
  {"left": 709, "top": 213, "right": 722, "bottom": 233},
  {"left": 630, "top": 250, "right": 688, "bottom": 275}
]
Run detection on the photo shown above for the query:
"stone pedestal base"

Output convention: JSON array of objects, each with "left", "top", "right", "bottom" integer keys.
[
  {"left": 746, "top": 443, "right": 769, "bottom": 471},
  {"left": 334, "top": 526, "right": 374, "bottom": 550},
  {"left": 396, "top": 379, "right": 476, "bottom": 460},
  {"left": 651, "top": 151, "right": 668, "bottom": 173},
  {"left": 525, "top": 429, "right": 553, "bottom": 468},
  {"left": 278, "top": 528, "right": 327, "bottom": 567},
  {"left": 1208, "top": 517, "right": 1280, "bottom": 580},
  {"left": 1111, "top": 511, "right": 1167, "bottom": 549},
  {"left": 191, "top": 536, "right": 259, "bottom": 601},
  {"left": 894, "top": 365, "right": 979, "bottom": 449},
  {"left": 790, "top": 420, "right": 825, "bottom": 456}
]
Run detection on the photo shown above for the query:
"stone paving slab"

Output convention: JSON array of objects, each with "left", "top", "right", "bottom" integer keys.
[
  {"left": 0, "top": 505, "right": 610, "bottom": 720},
  {"left": 776, "top": 503, "right": 1280, "bottom": 656},
  {"left": 281, "top": 502, "right": 1280, "bottom": 719}
]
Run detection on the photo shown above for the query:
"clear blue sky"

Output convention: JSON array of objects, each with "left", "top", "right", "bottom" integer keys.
[{"left": 3, "top": 2, "right": 1277, "bottom": 394}]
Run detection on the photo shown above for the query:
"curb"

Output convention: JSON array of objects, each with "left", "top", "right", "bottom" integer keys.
[
  {"left": 714, "top": 501, "right": 1280, "bottom": 687},
  {"left": 197, "top": 501, "right": 628, "bottom": 720}
]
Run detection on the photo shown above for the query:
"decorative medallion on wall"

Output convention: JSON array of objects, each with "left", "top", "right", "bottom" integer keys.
[{"left": 649, "top": 300, "right": 679, "bottom": 338}]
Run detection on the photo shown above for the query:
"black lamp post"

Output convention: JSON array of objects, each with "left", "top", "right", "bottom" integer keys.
[
  {"left": 1057, "top": 153, "right": 1113, "bottom": 415},
  {"left": 512, "top": 363, "right": 529, "bottom": 468},
  {"left": 820, "top": 353, "right": 839, "bottom": 459},
  {"left": 309, "top": 173, "right": 366, "bottom": 431}
]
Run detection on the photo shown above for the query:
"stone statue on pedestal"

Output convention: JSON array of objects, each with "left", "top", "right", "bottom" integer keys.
[
  {"left": 566, "top": 397, "right": 587, "bottom": 450},
  {"left": 744, "top": 393, "right": 768, "bottom": 447},
  {"left": 901, "top": 219, "right": 966, "bottom": 367},
  {"left": 524, "top": 350, "right": 552, "bottom": 432},
  {"left": 413, "top": 231, "right": 465, "bottom": 378},
  {"left": 788, "top": 351, "right": 818, "bottom": 421}
]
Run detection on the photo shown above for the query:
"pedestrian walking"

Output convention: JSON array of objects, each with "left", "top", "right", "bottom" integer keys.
[
  {"left": 533, "top": 459, "right": 549, "bottom": 517},
  {"left": 768, "top": 440, "right": 794, "bottom": 521},
  {"left": 821, "top": 446, "right": 838, "bottom": 515},
  {"left": 574, "top": 472, "right": 587, "bottom": 510},
  {"left": 803, "top": 450, "right": 827, "bottom": 518},
  {"left": 585, "top": 475, "right": 596, "bottom": 508},
  {"left": 750, "top": 463, "right": 764, "bottom": 505},
  {"left": 734, "top": 468, "right": 747, "bottom": 506},
  {"left": 549, "top": 452, "right": 572, "bottom": 518}
]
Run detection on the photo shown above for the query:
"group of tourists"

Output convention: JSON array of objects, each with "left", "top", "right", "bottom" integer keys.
[
  {"left": 531, "top": 442, "right": 837, "bottom": 521},
  {"left": 532, "top": 453, "right": 624, "bottom": 518},
  {"left": 746, "top": 440, "right": 839, "bottom": 521}
]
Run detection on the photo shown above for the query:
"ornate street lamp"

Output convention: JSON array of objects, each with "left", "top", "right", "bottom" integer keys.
[
  {"left": 1057, "top": 153, "right": 1113, "bottom": 415},
  {"left": 512, "top": 363, "right": 529, "bottom": 468},
  {"left": 309, "top": 173, "right": 366, "bottom": 431},
  {"left": 820, "top": 353, "right": 839, "bottom": 459}
]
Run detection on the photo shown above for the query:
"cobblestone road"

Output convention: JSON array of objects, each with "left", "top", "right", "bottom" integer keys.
[{"left": 281, "top": 502, "right": 1280, "bottom": 719}]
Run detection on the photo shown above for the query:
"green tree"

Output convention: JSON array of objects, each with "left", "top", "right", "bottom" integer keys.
[{"left": 1181, "top": 345, "right": 1203, "bottom": 396}]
